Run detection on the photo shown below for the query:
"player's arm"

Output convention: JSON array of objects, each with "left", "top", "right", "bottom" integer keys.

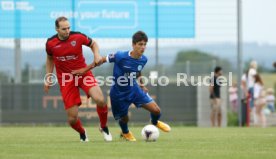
[
  {"left": 137, "top": 72, "right": 148, "bottom": 93},
  {"left": 89, "top": 40, "right": 102, "bottom": 66},
  {"left": 44, "top": 55, "right": 54, "bottom": 93},
  {"left": 71, "top": 52, "right": 117, "bottom": 75},
  {"left": 71, "top": 56, "right": 107, "bottom": 75}
]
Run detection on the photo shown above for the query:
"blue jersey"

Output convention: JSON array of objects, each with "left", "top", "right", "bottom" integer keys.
[{"left": 106, "top": 51, "right": 147, "bottom": 99}]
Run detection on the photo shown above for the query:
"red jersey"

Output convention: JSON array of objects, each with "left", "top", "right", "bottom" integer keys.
[{"left": 46, "top": 31, "right": 92, "bottom": 79}]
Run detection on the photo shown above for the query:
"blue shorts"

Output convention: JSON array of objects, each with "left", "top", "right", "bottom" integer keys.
[{"left": 110, "top": 88, "right": 153, "bottom": 120}]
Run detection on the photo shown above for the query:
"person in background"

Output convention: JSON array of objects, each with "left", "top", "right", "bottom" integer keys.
[
  {"left": 253, "top": 74, "right": 266, "bottom": 127},
  {"left": 229, "top": 82, "right": 238, "bottom": 112},
  {"left": 247, "top": 61, "right": 258, "bottom": 109},
  {"left": 209, "top": 66, "right": 223, "bottom": 127},
  {"left": 266, "top": 88, "right": 275, "bottom": 113}
]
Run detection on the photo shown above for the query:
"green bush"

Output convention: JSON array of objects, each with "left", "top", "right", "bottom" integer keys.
[{"left": 227, "top": 112, "right": 239, "bottom": 126}]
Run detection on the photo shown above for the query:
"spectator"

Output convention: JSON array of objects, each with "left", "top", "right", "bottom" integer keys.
[
  {"left": 248, "top": 60, "right": 258, "bottom": 109},
  {"left": 266, "top": 88, "right": 275, "bottom": 113},
  {"left": 209, "top": 66, "right": 223, "bottom": 127},
  {"left": 229, "top": 82, "right": 238, "bottom": 112},
  {"left": 253, "top": 74, "right": 266, "bottom": 127}
]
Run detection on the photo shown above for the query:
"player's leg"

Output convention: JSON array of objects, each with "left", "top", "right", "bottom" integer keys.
[
  {"left": 142, "top": 101, "right": 171, "bottom": 132},
  {"left": 88, "top": 85, "right": 109, "bottom": 129},
  {"left": 88, "top": 86, "right": 112, "bottom": 141},
  {"left": 141, "top": 101, "right": 161, "bottom": 125},
  {"left": 118, "top": 115, "right": 129, "bottom": 133},
  {"left": 111, "top": 98, "right": 136, "bottom": 141},
  {"left": 60, "top": 80, "right": 87, "bottom": 141},
  {"left": 118, "top": 115, "right": 136, "bottom": 141},
  {"left": 66, "top": 106, "right": 88, "bottom": 142},
  {"left": 79, "top": 72, "right": 112, "bottom": 141},
  {"left": 133, "top": 89, "right": 171, "bottom": 132}
]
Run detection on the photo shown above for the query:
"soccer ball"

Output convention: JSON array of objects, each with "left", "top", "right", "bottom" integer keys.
[{"left": 141, "top": 125, "right": 159, "bottom": 141}]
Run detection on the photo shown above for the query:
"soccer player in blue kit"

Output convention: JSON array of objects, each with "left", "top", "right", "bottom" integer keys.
[{"left": 72, "top": 31, "right": 171, "bottom": 141}]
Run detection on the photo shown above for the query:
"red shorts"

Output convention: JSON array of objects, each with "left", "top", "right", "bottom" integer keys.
[{"left": 58, "top": 71, "right": 98, "bottom": 109}]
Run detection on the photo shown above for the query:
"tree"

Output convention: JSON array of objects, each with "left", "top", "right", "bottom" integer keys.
[
  {"left": 0, "top": 71, "right": 11, "bottom": 84},
  {"left": 172, "top": 50, "right": 233, "bottom": 75},
  {"left": 174, "top": 50, "right": 218, "bottom": 64}
]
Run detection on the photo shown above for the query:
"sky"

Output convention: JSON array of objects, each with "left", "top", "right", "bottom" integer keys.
[
  {"left": 195, "top": 0, "right": 276, "bottom": 45},
  {"left": 242, "top": 0, "right": 276, "bottom": 45}
]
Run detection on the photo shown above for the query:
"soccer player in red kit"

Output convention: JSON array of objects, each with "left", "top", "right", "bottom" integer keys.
[{"left": 44, "top": 16, "right": 112, "bottom": 142}]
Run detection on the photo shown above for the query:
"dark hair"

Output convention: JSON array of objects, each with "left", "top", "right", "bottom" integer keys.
[
  {"left": 55, "top": 16, "right": 68, "bottom": 28},
  {"left": 254, "top": 74, "right": 263, "bottom": 85},
  {"left": 214, "top": 66, "right": 222, "bottom": 73},
  {"left": 273, "top": 62, "right": 276, "bottom": 68},
  {"left": 132, "top": 31, "right": 148, "bottom": 44}
]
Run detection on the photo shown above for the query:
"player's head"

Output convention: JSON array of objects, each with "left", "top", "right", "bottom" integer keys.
[
  {"left": 250, "top": 60, "right": 258, "bottom": 69},
  {"left": 273, "top": 62, "right": 276, "bottom": 69},
  {"left": 267, "top": 88, "right": 274, "bottom": 95},
  {"left": 55, "top": 16, "right": 70, "bottom": 40},
  {"left": 214, "top": 66, "right": 222, "bottom": 76},
  {"left": 132, "top": 31, "right": 148, "bottom": 56}
]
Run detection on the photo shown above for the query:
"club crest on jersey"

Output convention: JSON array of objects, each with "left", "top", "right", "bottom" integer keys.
[
  {"left": 138, "top": 65, "right": 142, "bottom": 71},
  {"left": 71, "top": 40, "right": 76, "bottom": 47}
]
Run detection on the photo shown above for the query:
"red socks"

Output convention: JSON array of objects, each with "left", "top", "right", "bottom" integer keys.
[
  {"left": 69, "top": 105, "right": 108, "bottom": 133},
  {"left": 97, "top": 105, "right": 108, "bottom": 128},
  {"left": 70, "top": 118, "right": 85, "bottom": 134}
]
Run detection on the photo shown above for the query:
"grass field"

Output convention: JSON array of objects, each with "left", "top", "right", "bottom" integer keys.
[
  {"left": 261, "top": 73, "right": 276, "bottom": 89},
  {"left": 0, "top": 126, "right": 276, "bottom": 159}
]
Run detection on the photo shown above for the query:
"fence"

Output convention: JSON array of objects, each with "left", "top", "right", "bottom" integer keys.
[{"left": 0, "top": 83, "right": 199, "bottom": 125}]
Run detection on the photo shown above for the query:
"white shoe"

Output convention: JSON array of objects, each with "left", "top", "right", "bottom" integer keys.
[
  {"left": 80, "top": 129, "right": 89, "bottom": 142},
  {"left": 99, "top": 127, "right": 112, "bottom": 142}
]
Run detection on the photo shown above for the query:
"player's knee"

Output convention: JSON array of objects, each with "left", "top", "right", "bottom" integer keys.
[
  {"left": 120, "top": 116, "right": 129, "bottom": 123},
  {"left": 152, "top": 107, "right": 161, "bottom": 115},
  {"left": 67, "top": 116, "right": 78, "bottom": 125},
  {"left": 94, "top": 96, "right": 105, "bottom": 107}
]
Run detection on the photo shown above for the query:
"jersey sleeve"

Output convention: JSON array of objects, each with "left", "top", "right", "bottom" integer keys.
[
  {"left": 106, "top": 51, "right": 121, "bottom": 63},
  {"left": 144, "top": 56, "right": 148, "bottom": 65},
  {"left": 45, "top": 40, "right": 52, "bottom": 56},
  {"left": 79, "top": 33, "right": 92, "bottom": 47}
]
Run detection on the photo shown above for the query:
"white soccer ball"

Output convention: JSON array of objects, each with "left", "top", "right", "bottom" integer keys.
[{"left": 141, "top": 124, "right": 159, "bottom": 141}]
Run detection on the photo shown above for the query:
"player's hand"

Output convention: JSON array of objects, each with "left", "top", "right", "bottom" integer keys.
[
  {"left": 94, "top": 55, "right": 103, "bottom": 66},
  {"left": 44, "top": 83, "right": 51, "bottom": 94},
  {"left": 44, "top": 73, "right": 55, "bottom": 93},
  {"left": 140, "top": 85, "right": 149, "bottom": 93}
]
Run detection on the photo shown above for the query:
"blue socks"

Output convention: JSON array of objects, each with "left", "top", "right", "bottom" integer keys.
[
  {"left": 151, "top": 113, "right": 161, "bottom": 125},
  {"left": 119, "top": 120, "right": 129, "bottom": 134}
]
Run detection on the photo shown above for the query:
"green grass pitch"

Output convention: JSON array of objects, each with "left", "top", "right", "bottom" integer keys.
[{"left": 0, "top": 126, "right": 276, "bottom": 159}]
